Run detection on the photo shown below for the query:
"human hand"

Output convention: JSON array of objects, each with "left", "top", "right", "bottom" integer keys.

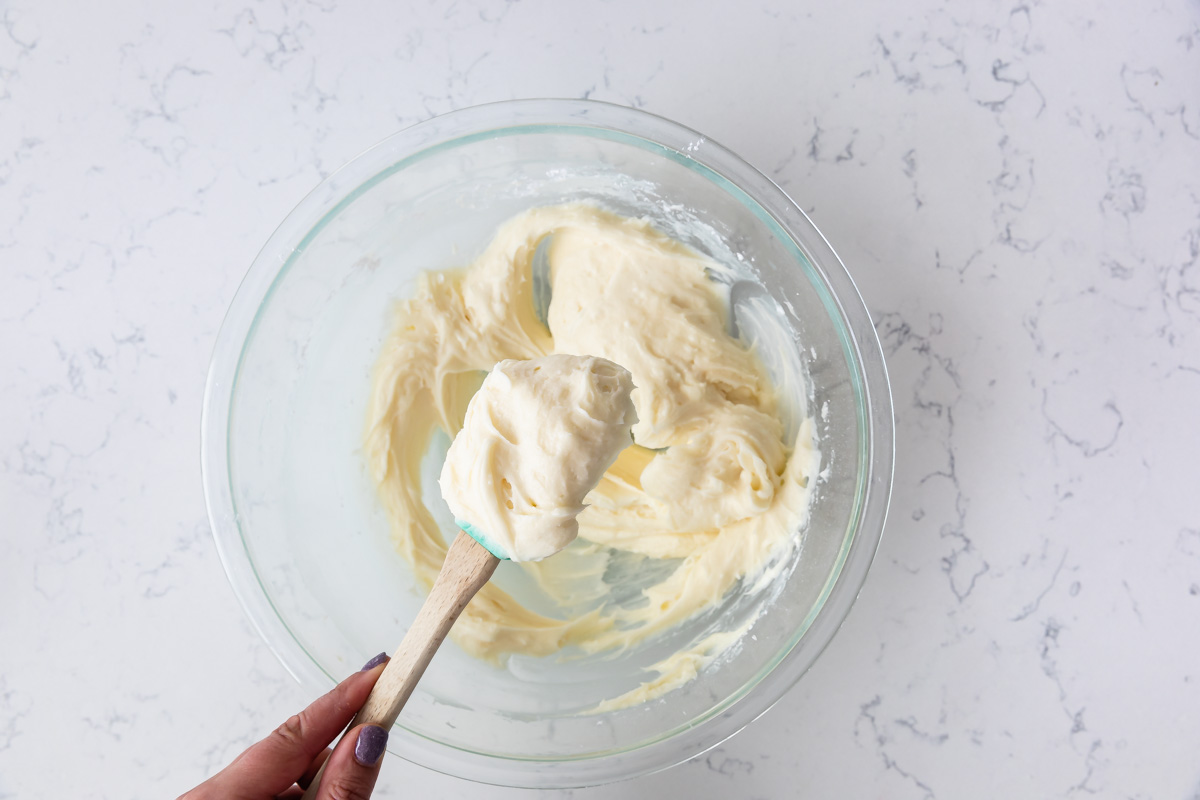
[{"left": 180, "top": 653, "right": 391, "bottom": 800}]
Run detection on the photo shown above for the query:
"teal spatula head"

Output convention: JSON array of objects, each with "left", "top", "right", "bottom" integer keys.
[{"left": 455, "top": 519, "right": 511, "bottom": 561}]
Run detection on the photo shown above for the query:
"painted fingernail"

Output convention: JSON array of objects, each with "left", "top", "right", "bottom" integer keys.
[
  {"left": 354, "top": 725, "right": 388, "bottom": 767},
  {"left": 360, "top": 652, "right": 387, "bottom": 671}
]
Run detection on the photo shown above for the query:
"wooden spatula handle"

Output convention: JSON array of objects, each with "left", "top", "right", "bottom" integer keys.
[{"left": 302, "top": 530, "right": 499, "bottom": 798}]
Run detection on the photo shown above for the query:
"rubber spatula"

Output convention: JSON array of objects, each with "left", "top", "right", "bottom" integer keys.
[{"left": 301, "top": 527, "right": 501, "bottom": 799}]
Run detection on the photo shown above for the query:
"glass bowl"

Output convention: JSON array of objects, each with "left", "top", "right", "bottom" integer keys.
[{"left": 201, "top": 99, "right": 893, "bottom": 788}]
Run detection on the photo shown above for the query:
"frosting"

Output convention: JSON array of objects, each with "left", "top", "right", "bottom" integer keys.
[
  {"left": 438, "top": 354, "right": 637, "bottom": 562},
  {"left": 364, "top": 204, "right": 817, "bottom": 702}
]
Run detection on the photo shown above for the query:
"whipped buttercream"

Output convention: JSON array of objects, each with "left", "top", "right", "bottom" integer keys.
[
  {"left": 438, "top": 354, "right": 637, "bottom": 562},
  {"left": 364, "top": 204, "right": 817, "bottom": 703}
]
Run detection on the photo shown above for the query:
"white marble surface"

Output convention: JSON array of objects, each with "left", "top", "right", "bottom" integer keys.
[{"left": 3, "top": 1, "right": 1199, "bottom": 797}]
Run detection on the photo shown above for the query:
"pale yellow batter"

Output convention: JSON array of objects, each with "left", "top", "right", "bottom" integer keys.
[
  {"left": 364, "top": 204, "right": 817, "bottom": 703},
  {"left": 439, "top": 354, "right": 637, "bottom": 562}
]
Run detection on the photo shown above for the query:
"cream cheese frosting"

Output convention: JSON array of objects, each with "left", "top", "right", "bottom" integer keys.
[
  {"left": 438, "top": 354, "right": 637, "bottom": 562},
  {"left": 364, "top": 203, "right": 818, "bottom": 703}
]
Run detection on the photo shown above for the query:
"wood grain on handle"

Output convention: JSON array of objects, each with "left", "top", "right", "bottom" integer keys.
[{"left": 301, "top": 530, "right": 500, "bottom": 799}]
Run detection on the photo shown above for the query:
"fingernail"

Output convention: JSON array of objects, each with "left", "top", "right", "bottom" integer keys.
[
  {"left": 360, "top": 652, "right": 387, "bottom": 671},
  {"left": 354, "top": 725, "right": 388, "bottom": 767}
]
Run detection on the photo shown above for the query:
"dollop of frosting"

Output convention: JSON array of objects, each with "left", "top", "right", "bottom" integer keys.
[{"left": 439, "top": 354, "right": 637, "bottom": 562}]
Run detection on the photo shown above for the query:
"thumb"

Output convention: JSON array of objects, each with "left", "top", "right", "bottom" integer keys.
[{"left": 313, "top": 723, "right": 388, "bottom": 800}]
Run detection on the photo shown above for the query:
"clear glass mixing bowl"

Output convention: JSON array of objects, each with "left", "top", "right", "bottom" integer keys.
[{"left": 201, "top": 99, "right": 893, "bottom": 788}]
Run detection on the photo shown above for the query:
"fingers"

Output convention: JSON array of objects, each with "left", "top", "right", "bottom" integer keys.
[
  {"left": 297, "top": 748, "right": 332, "bottom": 789},
  {"left": 271, "top": 751, "right": 331, "bottom": 800},
  {"left": 312, "top": 723, "right": 388, "bottom": 800},
  {"left": 204, "top": 655, "right": 388, "bottom": 798}
]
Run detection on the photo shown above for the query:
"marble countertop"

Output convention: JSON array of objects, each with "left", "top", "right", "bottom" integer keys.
[{"left": 3, "top": 1, "right": 1199, "bottom": 797}]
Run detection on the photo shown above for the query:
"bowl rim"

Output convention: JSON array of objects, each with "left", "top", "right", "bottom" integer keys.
[{"left": 201, "top": 98, "right": 894, "bottom": 788}]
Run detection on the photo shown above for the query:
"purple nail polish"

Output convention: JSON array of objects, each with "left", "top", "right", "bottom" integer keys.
[
  {"left": 360, "top": 652, "right": 387, "bottom": 671},
  {"left": 354, "top": 725, "right": 388, "bottom": 767}
]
